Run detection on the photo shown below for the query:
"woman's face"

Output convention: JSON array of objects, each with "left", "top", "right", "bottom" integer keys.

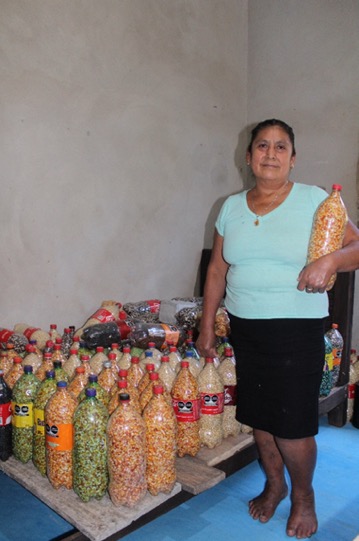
[{"left": 247, "top": 126, "right": 296, "bottom": 183}]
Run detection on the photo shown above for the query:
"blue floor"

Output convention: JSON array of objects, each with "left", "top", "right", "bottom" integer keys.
[{"left": 0, "top": 417, "right": 358, "bottom": 541}]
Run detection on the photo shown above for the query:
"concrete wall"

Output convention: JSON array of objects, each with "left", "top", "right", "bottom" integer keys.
[
  {"left": 1, "top": 0, "right": 248, "bottom": 330},
  {"left": 247, "top": 0, "right": 359, "bottom": 350}
]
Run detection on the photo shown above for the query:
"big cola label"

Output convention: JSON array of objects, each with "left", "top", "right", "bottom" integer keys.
[
  {"left": 0, "top": 403, "right": 11, "bottom": 426},
  {"left": 200, "top": 392, "right": 224, "bottom": 415},
  {"left": 172, "top": 398, "right": 200, "bottom": 422}
]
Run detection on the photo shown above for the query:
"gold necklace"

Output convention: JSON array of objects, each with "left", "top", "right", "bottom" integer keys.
[{"left": 251, "top": 180, "right": 289, "bottom": 226}]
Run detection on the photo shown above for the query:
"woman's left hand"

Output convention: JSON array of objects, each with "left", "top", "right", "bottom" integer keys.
[{"left": 297, "top": 255, "right": 336, "bottom": 293}]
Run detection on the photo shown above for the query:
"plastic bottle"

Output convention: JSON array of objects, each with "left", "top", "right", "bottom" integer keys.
[
  {"left": 138, "top": 362, "right": 156, "bottom": 395},
  {"left": 68, "top": 366, "right": 88, "bottom": 400},
  {"left": 118, "top": 346, "right": 132, "bottom": 370},
  {"left": 4, "top": 356, "right": 24, "bottom": 390},
  {"left": 45, "top": 381, "right": 78, "bottom": 489},
  {"left": 53, "top": 360, "right": 70, "bottom": 383},
  {"left": 158, "top": 355, "right": 176, "bottom": 392},
  {"left": 61, "top": 327, "right": 75, "bottom": 359},
  {"left": 217, "top": 347, "right": 240, "bottom": 437},
  {"left": 0, "top": 329, "right": 28, "bottom": 354},
  {"left": 171, "top": 360, "right": 201, "bottom": 457},
  {"left": 0, "top": 369, "right": 12, "bottom": 461},
  {"left": 139, "top": 346, "right": 162, "bottom": 372},
  {"left": 347, "top": 349, "right": 358, "bottom": 422},
  {"left": 181, "top": 350, "right": 202, "bottom": 379},
  {"left": 109, "top": 342, "right": 122, "bottom": 367},
  {"left": 73, "top": 388, "right": 109, "bottom": 502},
  {"left": 51, "top": 343, "right": 66, "bottom": 366},
  {"left": 107, "top": 352, "right": 120, "bottom": 380},
  {"left": 107, "top": 392, "right": 147, "bottom": 507},
  {"left": 319, "top": 358, "right": 333, "bottom": 398},
  {"left": 33, "top": 370, "right": 57, "bottom": 475},
  {"left": 62, "top": 348, "right": 81, "bottom": 380},
  {"left": 143, "top": 385, "right": 177, "bottom": 496},
  {"left": 198, "top": 357, "right": 224, "bottom": 448},
  {"left": 108, "top": 379, "right": 129, "bottom": 415},
  {"left": 89, "top": 346, "right": 108, "bottom": 375},
  {"left": 306, "top": 184, "right": 348, "bottom": 290},
  {"left": 11, "top": 365, "right": 40, "bottom": 463},
  {"left": 35, "top": 352, "right": 55, "bottom": 382},
  {"left": 0, "top": 343, "right": 18, "bottom": 376},
  {"left": 13, "top": 324, "right": 50, "bottom": 351},
  {"left": 168, "top": 345, "right": 182, "bottom": 373},
  {"left": 139, "top": 371, "right": 172, "bottom": 412},
  {"left": 21, "top": 345, "right": 42, "bottom": 373},
  {"left": 98, "top": 360, "right": 117, "bottom": 394},
  {"left": 79, "top": 354, "right": 92, "bottom": 380},
  {"left": 78, "top": 374, "right": 109, "bottom": 408},
  {"left": 127, "top": 356, "right": 145, "bottom": 389},
  {"left": 49, "top": 324, "right": 61, "bottom": 343},
  {"left": 325, "top": 323, "right": 344, "bottom": 387}
]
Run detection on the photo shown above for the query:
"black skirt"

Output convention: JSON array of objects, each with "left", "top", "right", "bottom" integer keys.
[{"left": 229, "top": 315, "right": 325, "bottom": 439}]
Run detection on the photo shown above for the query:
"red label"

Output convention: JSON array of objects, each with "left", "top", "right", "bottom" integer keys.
[
  {"left": 200, "top": 392, "right": 224, "bottom": 415},
  {"left": 23, "top": 327, "right": 40, "bottom": 340},
  {"left": 147, "top": 300, "right": 161, "bottom": 313},
  {"left": 224, "top": 385, "right": 237, "bottom": 406},
  {"left": 0, "top": 329, "right": 14, "bottom": 343},
  {"left": 0, "top": 403, "right": 11, "bottom": 426},
  {"left": 172, "top": 398, "right": 200, "bottom": 422},
  {"left": 91, "top": 308, "right": 115, "bottom": 323},
  {"left": 348, "top": 384, "right": 356, "bottom": 400}
]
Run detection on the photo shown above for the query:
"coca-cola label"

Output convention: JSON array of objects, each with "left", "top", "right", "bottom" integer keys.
[
  {"left": 224, "top": 385, "right": 237, "bottom": 406},
  {"left": 23, "top": 327, "right": 40, "bottom": 340},
  {"left": 0, "top": 402, "right": 11, "bottom": 426},
  {"left": 172, "top": 397, "right": 200, "bottom": 422},
  {"left": 11, "top": 402, "right": 33, "bottom": 428},
  {"left": 0, "top": 329, "right": 14, "bottom": 343},
  {"left": 200, "top": 392, "right": 224, "bottom": 415},
  {"left": 91, "top": 308, "right": 115, "bottom": 324}
]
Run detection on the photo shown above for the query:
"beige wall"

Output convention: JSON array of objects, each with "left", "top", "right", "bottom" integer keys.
[
  {"left": 1, "top": 0, "right": 248, "bottom": 330},
  {"left": 1, "top": 0, "right": 359, "bottom": 349}
]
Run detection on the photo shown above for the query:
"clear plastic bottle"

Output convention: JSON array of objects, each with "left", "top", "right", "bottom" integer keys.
[
  {"left": 45, "top": 381, "right": 77, "bottom": 489},
  {"left": 181, "top": 350, "right": 202, "bottom": 379},
  {"left": 90, "top": 346, "right": 108, "bottom": 375},
  {"left": 78, "top": 374, "right": 109, "bottom": 408},
  {"left": 109, "top": 342, "right": 122, "bottom": 367},
  {"left": 198, "top": 357, "right": 224, "bottom": 449},
  {"left": 21, "top": 345, "right": 42, "bottom": 373},
  {"left": 158, "top": 355, "right": 176, "bottom": 393},
  {"left": 35, "top": 352, "right": 55, "bottom": 382},
  {"left": 62, "top": 348, "right": 81, "bottom": 380},
  {"left": 0, "top": 330, "right": 28, "bottom": 355},
  {"left": 4, "top": 356, "right": 24, "bottom": 390},
  {"left": 49, "top": 324, "right": 61, "bottom": 343},
  {"left": 51, "top": 343, "right": 66, "bottom": 366},
  {"left": 98, "top": 360, "right": 117, "bottom": 394},
  {"left": 0, "top": 369, "right": 12, "bottom": 461},
  {"left": 79, "top": 354, "right": 92, "bottom": 380},
  {"left": 73, "top": 388, "right": 109, "bottom": 502},
  {"left": 168, "top": 345, "right": 182, "bottom": 373},
  {"left": 61, "top": 327, "right": 74, "bottom": 359},
  {"left": 0, "top": 343, "right": 17, "bottom": 376},
  {"left": 217, "top": 347, "right": 240, "bottom": 438},
  {"left": 139, "top": 343, "right": 162, "bottom": 371},
  {"left": 143, "top": 385, "right": 177, "bottom": 496},
  {"left": 107, "top": 392, "right": 147, "bottom": 507},
  {"left": 139, "top": 372, "right": 172, "bottom": 412},
  {"left": 118, "top": 346, "right": 132, "bottom": 370},
  {"left": 33, "top": 370, "right": 57, "bottom": 475},
  {"left": 306, "top": 184, "right": 348, "bottom": 290},
  {"left": 108, "top": 352, "right": 120, "bottom": 380},
  {"left": 53, "top": 360, "right": 70, "bottom": 383},
  {"left": 325, "top": 323, "right": 344, "bottom": 387},
  {"left": 171, "top": 360, "right": 201, "bottom": 457},
  {"left": 138, "top": 362, "right": 156, "bottom": 395},
  {"left": 68, "top": 366, "right": 88, "bottom": 400},
  {"left": 11, "top": 365, "right": 41, "bottom": 463},
  {"left": 108, "top": 379, "right": 129, "bottom": 415},
  {"left": 127, "top": 356, "right": 144, "bottom": 389},
  {"left": 13, "top": 324, "right": 50, "bottom": 351}
]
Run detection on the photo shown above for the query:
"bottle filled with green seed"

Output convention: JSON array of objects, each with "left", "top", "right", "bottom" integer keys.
[
  {"left": 33, "top": 370, "right": 57, "bottom": 475},
  {"left": 11, "top": 365, "right": 41, "bottom": 463},
  {"left": 73, "top": 388, "right": 109, "bottom": 502}
]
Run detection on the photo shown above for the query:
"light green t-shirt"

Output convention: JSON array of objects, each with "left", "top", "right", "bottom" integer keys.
[{"left": 215, "top": 182, "right": 329, "bottom": 319}]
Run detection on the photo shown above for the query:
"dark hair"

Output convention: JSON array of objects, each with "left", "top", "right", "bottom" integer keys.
[{"left": 247, "top": 119, "right": 296, "bottom": 156}]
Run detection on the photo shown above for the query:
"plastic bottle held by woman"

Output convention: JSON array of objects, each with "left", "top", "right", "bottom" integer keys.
[
  {"left": 107, "top": 392, "right": 147, "bottom": 507},
  {"left": 171, "top": 360, "right": 201, "bottom": 457},
  {"left": 11, "top": 365, "right": 40, "bottom": 463},
  {"left": 306, "top": 184, "right": 348, "bottom": 290},
  {"left": 45, "top": 381, "right": 78, "bottom": 489},
  {"left": 0, "top": 369, "right": 12, "bottom": 461},
  {"left": 325, "top": 323, "right": 344, "bottom": 387},
  {"left": 198, "top": 357, "right": 224, "bottom": 448},
  {"left": 33, "top": 370, "right": 57, "bottom": 475},
  {"left": 143, "top": 385, "right": 177, "bottom": 496},
  {"left": 73, "top": 388, "right": 109, "bottom": 502},
  {"left": 217, "top": 347, "right": 240, "bottom": 438}
]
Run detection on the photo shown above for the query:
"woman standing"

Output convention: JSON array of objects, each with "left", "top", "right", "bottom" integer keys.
[{"left": 196, "top": 119, "right": 359, "bottom": 539}]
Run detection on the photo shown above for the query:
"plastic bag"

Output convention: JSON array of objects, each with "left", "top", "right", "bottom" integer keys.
[{"left": 82, "top": 322, "right": 121, "bottom": 349}]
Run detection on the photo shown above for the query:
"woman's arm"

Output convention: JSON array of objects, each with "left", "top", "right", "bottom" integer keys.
[
  {"left": 297, "top": 219, "right": 359, "bottom": 292},
  {"left": 196, "top": 230, "right": 229, "bottom": 357}
]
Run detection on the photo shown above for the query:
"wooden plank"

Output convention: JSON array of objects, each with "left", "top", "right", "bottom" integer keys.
[
  {"left": 0, "top": 458, "right": 181, "bottom": 541},
  {"left": 195, "top": 433, "right": 254, "bottom": 467},
  {"left": 175, "top": 456, "right": 225, "bottom": 495}
]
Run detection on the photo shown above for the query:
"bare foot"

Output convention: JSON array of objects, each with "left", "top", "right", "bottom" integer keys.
[
  {"left": 286, "top": 490, "right": 317, "bottom": 539},
  {"left": 249, "top": 481, "right": 288, "bottom": 523}
]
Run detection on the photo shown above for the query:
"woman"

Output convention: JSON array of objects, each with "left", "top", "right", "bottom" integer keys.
[{"left": 196, "top": 119, "right": 359, "bottom": 539}]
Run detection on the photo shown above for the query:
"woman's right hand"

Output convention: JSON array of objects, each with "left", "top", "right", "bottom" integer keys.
[{"left": 196, "top": 328, "right": 217, "bottom": 359}]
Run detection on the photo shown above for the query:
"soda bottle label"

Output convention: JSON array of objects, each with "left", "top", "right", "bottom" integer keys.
[
  {"left": 0, "top": 403, "right": 12, "bottom": 426},
  {"left": 172, "top": 398, "right": 200, "bottom": 422},
  {"left": 11, "top": 402, "right": 33, "bottom": 428},
  {"left": 46, "top": 422, "right": 74, "bottom": 451},
  {"left": 34, "top": 408, "right": 45, "bottom": 435},
  {"left": 91, "top": 308, "right": 115, "bottom": 323},
  {"left": 224, "top": 385, "right": 237, "bottom": 406},
  {"left": 200, "top": 392, "right": 224, "bottom": 415},
  {"left": 23, "top": 327, "right": 40, "bottom": 340},
  {"left": 0, "top": 329, "right": 14, "bottom": 342}
]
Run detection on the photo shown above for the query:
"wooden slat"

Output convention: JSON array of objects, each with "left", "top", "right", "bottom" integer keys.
[{"left": 175, "top": 456, "right": 225, "bottom": 494}]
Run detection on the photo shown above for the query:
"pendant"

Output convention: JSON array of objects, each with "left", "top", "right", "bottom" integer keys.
[{"left": 254, "top": 218, "right": 259, "bottom": 226}]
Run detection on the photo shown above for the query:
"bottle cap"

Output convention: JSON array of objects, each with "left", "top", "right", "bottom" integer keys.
[
  {"left": 89, "top": 374, "right": 98, "bottom": 383},
  {"left": 57, "top": 381, "right": 67, "bottom": 387},
  {"left": 96, "top": 346, "right": 104, "bottom": 352},
  {"left": 148, "top": 342, "right": 156, "bottom": 348},
  {"left": 123, "top": 346, "right": 130, "bottom": 353},
  {"left": 24, "top": 365, "right": 33, "bottom": 373},
  {"left": 145, "top": 351, "right": 153, "bottom": 357},
  {"left": 205, "top": 357, "right": 214, "bottom": 363},
  {"left": 131, "top": 356, "right": 140, "bottom": 364},
  {"left": 118, "top": 380, "right": 127, "bottom": 388},
  {"left": 45, "top": 370, "right": 55, "bottom": 378},
  {"left": 181, "top": 360, "right": 189, "bottom": 368},
  {"left": 161, "top": 356, "right": 169, "bottom": 362},
  {"left": 153, "top": 385, "right": 163, "bottom": 395},
  {"left": 119, "top": 392, "right": 130, "bottom": 402},
  {"left": 111, "top": 343, "right": 119, "bottom": 348},
  {"left": 119, "top": 369, "right": 128, "bottom": 378},
  {"left": 146, "top": 363, "right": 155, "bottom": 371},
  {"left": 149, "top": 372, "right": 159, "bottom": 381},
  {"left": 75, "top": 366, "right": 85, "bottom": 374},
  {"left": 85, "top": 388, "right": 96, "bottom": 397},
  {"left": 332, "top": 184, "right": 342, "bottom": 191},
  {"left": 108, "top": 353, "right": 116, "bottom": 360},
  {"left": 185, "top": 350, "right": 194, "bottom": 358},
  {"left": 14, "top": 356, "right": 23, "bottom": 364}
]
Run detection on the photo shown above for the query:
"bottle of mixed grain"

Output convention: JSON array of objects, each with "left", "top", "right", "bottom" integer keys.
[{"left": 198, "top": 357, "right": 224, "bottom": 449}]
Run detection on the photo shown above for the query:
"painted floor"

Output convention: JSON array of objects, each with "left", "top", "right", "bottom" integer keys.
[{"left": 0, "top": 416, "right": 358, "bottom": 541}]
